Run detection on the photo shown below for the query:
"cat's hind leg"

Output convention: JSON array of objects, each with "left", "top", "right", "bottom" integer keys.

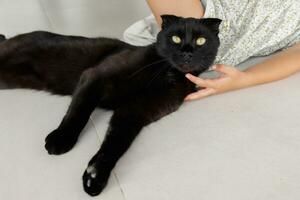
[
  {"left": 0, "top": 63, "right": 46, "bottom": 90},
  {"left": 0, "top": 34, "right": 46, "bottom": 90}
]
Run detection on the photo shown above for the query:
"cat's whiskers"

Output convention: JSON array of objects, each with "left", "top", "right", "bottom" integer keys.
[{"left": 128, "top": 58, "right": 168, "bottom": 79}]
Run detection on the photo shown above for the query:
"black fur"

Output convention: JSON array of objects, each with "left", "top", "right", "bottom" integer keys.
[
  {"left": 0, "top": 15, "right": 221, "bottom": 196},
  {"left": 0, "top": 34, "right": 5, "bottom": 42}
]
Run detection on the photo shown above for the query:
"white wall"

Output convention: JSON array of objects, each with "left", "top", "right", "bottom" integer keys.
[{"left": 0, "top": 0, "right": 151, "bottom": 38}]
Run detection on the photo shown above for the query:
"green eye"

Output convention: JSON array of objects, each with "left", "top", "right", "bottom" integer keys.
[
  {"left": 172, "top": 35, "right": 181, "bottom": 44},
  {"left": 196, "top": 37, "right": 206, "bottom": 46}
]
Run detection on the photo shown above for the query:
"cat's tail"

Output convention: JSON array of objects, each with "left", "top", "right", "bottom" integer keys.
[{"left": 0, "top": 34, "right": 6, "bottom": 42}]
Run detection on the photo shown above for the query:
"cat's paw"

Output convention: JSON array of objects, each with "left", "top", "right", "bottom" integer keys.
[
  {"left": 82, "top": 163, "right": 111, "bottom": 196},
  {"left": 45, "top": 128, "right": 77, "bottom": 155}
]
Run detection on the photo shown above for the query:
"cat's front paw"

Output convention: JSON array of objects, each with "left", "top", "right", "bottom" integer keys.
[
  {"left": 82, "top": 163, "right": 111, "bottom": 196},
  {"left": 45, "top": 128, "right": 77, "bottom": 155}
]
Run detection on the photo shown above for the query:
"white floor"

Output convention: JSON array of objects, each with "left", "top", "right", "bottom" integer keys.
[{"left": 1, "top": 1, "right": 300, "bottom": 200}]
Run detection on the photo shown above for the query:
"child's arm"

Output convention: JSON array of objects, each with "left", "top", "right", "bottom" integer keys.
[
  {"left": 185, "top": 43, "right": 300, "bottom": 100},
  {"left": 146, "top": 0, "right": 204, "bottom": 26}
]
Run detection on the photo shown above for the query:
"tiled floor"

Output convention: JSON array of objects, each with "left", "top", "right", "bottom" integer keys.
[
  {"left": 0, "top": 1, "right": 150, "bottom": 199},
  {"left": 0, "top": 90, "right": 124, "bottom": 200},
  {"left": 1, "top": 1, "right": 300, "bottom": 200}
]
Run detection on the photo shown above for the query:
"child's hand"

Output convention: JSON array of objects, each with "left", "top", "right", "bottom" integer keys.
[{"left": 185, "top": 64, "right": 250, "bottom": 101}]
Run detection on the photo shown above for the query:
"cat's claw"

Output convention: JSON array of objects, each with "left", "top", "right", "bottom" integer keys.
[
  {"left": 82, "top": 164, "right": 110, "bottom": 196},
  {"left": 45, "top": 128, "right": 77, "bottom": 155}
]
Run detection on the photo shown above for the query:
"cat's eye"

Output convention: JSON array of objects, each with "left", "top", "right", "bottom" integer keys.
[
  {"left": 196, "top": 37, "right": 206, "bottom": 46},
  {"left": 172, "top": 35, "right": 181, "bottom": 44}
]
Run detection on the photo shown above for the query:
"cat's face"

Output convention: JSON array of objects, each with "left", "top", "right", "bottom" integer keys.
[{"left": 156, "top": 15, "right": 221, "bottom": 73}]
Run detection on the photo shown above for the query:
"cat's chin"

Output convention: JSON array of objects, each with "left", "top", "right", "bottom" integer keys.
[
  {"left": 180, "top": 64, "right": 192, "bottom": 72},
  {"left": 168, "top": 60, "right": 208, "bottom": 73},
  {"left": 169, "top": 63, "right": 191, "bottom": 73},
  {"left": 174, "top": 64, "right": 205, "bottom": 74}
]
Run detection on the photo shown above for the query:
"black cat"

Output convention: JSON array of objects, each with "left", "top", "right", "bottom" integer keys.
[{"left": 0, "top": 15, "right": 221, "bottom": 196}]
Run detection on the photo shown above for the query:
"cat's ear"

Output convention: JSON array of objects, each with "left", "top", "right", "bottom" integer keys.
[
  {"left": 201, "top": 18, "right": 222, "bottom": 33},
  {"left": 161, "top": 15, "right": 180, "bottom": 29}
]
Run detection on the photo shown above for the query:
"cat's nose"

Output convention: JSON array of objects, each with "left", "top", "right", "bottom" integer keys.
[{"left": 181, "top": 52, "right": 193, "bottom": 63}]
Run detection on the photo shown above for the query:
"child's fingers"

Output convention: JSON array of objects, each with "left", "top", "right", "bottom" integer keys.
[
  {"left": 185, "top": 74, "right": 210, "bottom": 87},
  {"left": 185, "top": 88, "right": 215, "bottom": 101}
]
